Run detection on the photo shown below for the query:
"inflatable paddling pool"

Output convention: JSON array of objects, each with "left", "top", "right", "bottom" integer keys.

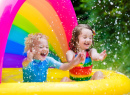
[
  {"left": 0, "top": 68, "right": 130, "bottom": 95},
  {"left": 0, "top": 0, "right": 130, "bottom": 95}
]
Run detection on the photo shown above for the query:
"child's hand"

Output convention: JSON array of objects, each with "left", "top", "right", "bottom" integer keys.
[
  {"left": 22, "top": 49, "right": 35, "bottom": 67},
  {"left": 98, "top": 50, "right": 107, "bottom": 61},
  {"left": 27, "top": 49, "right": 35, "bottom": 61},
  {"left": 71, "top": 51, "right": 85, "bottom": 66}
]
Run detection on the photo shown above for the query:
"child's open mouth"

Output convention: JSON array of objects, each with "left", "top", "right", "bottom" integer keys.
[
  {"left": 84, "top": 43, "right": 89, "bottom": 46},
  {"left": 40, "top": 53, "right": 47, "bottom": 57}
]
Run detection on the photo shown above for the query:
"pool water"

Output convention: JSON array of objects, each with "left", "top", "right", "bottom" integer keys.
[{"left": 2, "top": 68, "right": 69, "bottom": 83}]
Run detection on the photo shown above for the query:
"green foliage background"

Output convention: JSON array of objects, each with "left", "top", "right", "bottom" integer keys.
[{"left": 71, "top": 0, "right": 130, "bottom": 77}]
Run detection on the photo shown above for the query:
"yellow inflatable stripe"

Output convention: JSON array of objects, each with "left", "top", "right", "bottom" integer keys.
[
  {"left": 69, "top": 72, "right": 93, "bottom": 78},
  {"left": 13, "top": 14, "right": 40, "bottom": 34},
  {"left": 13, "top": 14, "right": 57, "bottom": 54},
  {"left": 77, "top": 64, "right": 83, "bottom": 67},
  {"left": 18, "top": 2, "right": 66, "bottom": 62},
  {"left": 26, "top": 0, "right": 69, "bottom": 59},
  {"left": 1, "top": 68, "right": 130, "bottom": 95}
]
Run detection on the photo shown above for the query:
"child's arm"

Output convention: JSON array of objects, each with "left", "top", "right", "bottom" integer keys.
[
  {"left": 66, "top": 50, "right": 75, "bottom": 62},
  {"left": 22, "top": 50, "right": 34, "bottom": 67},
  {"left": 90, "top": 48, "right": 107, "bottom": 61},
  {"left": 59, "top": 51, "right": 85, "bottom": 71}
]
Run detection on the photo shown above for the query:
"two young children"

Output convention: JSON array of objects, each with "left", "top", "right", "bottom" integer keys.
[
  {"left": 22, "top": 33, "right": 85, "bottom": 82},
  {"left": 22, "top": 24, "right": 107, "bottom": 82}
]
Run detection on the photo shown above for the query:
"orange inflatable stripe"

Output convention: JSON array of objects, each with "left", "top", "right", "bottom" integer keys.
[{"left": 26, "top": 0, "right": 69, "bottom": 60}]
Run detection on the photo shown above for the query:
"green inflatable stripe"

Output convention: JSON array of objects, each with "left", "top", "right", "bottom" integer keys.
[
  {"left": 48, "top": 42, "right": 57, "bottom": 55},
  {"left": 13, "top": 14, "right": 38, "bottom": 34},
  {"left": 13, "top": 13, "right": 57, "bottom": 55},
  {"left": 70, "top": 76, "right": 92, "bottom": 81},
  {"left": 83, "top": 62, "right": 93, "bottom": 67}
]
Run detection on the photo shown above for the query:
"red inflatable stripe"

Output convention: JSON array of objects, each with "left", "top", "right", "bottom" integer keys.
[{"left": 69, "top": 65, "right": 93, "bottom": 75}]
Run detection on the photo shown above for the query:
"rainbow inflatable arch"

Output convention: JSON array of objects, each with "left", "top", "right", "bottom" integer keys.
[{"left": 0, "top": 0, "right": 130, "bottom": 94}]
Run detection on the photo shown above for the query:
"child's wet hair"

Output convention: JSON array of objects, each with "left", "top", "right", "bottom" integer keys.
[
  {"left": 24, "top": 33, "right": 48, "bottom": 52},
  {"left": 69, "top": 24, "right": 95, "bottom": 53}
]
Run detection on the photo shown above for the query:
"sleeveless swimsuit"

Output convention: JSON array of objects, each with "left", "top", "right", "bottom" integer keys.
[{"left": 69, "top": 52, "right": 93, "bottom": 81}]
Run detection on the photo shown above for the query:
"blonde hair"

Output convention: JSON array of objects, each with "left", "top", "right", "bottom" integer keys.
[{"left": 24, "top": 33, "right": 48, "bottom": 52}]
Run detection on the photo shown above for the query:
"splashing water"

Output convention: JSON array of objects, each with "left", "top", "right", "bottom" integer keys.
[{"left": 71, "top": 0, "right": 130, "bottom": 78}]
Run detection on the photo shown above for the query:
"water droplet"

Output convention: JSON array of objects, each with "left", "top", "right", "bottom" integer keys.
[
  {"left": 106, "top": 84, "right": 109, "bottom": 86},
  {"left": 103, "top": 62, "right": 107, "bottom": 65},
  {"left": 110, "top": 2, "right": 113, "bottom": 5},
  {"left": 125, "top": 38, "right": 129, "bottom": 40}
]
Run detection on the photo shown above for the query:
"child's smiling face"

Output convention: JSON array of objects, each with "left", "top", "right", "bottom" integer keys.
[
  {"left": 77, "top": 28, "right": 93, "bottom": 51},
  {"left": 33, "top": 38, "right": 49, "bottom": 61}
]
